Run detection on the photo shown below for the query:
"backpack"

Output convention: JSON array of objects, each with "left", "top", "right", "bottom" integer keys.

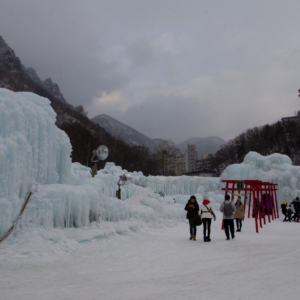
[{"left": 223, "top": 202, "right": 234, "bottom": 217}]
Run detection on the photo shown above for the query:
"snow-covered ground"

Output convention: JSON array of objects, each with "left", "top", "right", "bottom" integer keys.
[{"left": 1, "top": 210, "right": 298, "bottom": 300}]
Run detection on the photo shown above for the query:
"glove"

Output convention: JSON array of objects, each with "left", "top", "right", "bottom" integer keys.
[{"left": 214, "top": 217, "right": 216, "bottom": 221}]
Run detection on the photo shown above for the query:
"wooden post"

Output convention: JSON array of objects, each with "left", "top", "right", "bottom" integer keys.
[
  {"left": 273, "top": 185, "right": 279, "bottom": 218},
  {"left": 265, "top": 189, "right": 271, "bottom": 223},
  {"left": 261, "top": 189, "right": 266, "bottom": 225},
  {"left": 268, "top": 186, "right": 275, "bottom": 221},
  {"left": 254, "top": 189, "right": 259, "bottom": 233},
  {"left": 243, "top": 184, "right": 248, "bottom": 213},
  {"left": 91, "top": 164, "right": 96, "bottom": 178},
  {"left": 248, "top": 187, "right": 252, "bottom": 219},
  {"left": 117, "top": 184, "right": 121, "bottom": 200}
]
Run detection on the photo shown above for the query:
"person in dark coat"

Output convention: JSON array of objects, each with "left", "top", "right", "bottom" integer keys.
[
  {"left": 281, "top": 201, "right": 288, "bottom": 222},
  {"left": 185, "top": 195, "right": 199, "bottom": 241},
  {"left": 292, "top": 197, "right": 300, "bottom": 222}
]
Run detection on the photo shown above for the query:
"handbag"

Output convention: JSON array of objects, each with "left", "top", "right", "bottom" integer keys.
[{"left": 191, "top": 213, "right": 202, "bottom": 226}]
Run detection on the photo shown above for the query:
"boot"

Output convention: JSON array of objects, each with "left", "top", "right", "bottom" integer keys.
[
  {"left": 204, "top": 237, "right": 207, "bottom": 242},
  {"left": 189, "top": 235, "right": 193, "bottom": 240},
  {"left": 193, "top": 236, "right": 196, "bottom": 241},
  {"left": 206, "top": 237, "right": 211, "bottom": 242}
]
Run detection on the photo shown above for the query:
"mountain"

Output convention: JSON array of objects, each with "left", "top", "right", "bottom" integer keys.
[
  {"left": 176, "top": 136, "right": 227, "bottom": 156},
  {"left": 91, "top": 114, "right": 164, "bottom": 151},
  {"left": 22, "top": 66, "right": 68, "bottom": 104},
  {"left": 0, "top": 35, "right": 160, "bottom": 175},
  {"left": 0, "top": 35, "right": 109, "bottom": 159},
  {"left": 0, "top": 35, "right": 103, "bottom": 130},
  {"left": 0, "top": 36, "right": 67, "bottom": 105}
]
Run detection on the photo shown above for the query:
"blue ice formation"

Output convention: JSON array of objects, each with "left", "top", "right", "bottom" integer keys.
[
  {"left": 0, "top": 89, "right": 187, "bottom": 237},
  {"left": 1, "top": 88, "right": 298, "bottom": 240},
  {"left": 220, "top": 151, "right": 300, "bottom": 204}
]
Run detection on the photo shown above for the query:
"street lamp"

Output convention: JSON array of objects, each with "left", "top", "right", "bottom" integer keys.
[
  {"left": 91, "top": 145, "right": 109, "bottom": 177},
  {"left": 116, "top": 173, "right": 132, "bottom": 199}
]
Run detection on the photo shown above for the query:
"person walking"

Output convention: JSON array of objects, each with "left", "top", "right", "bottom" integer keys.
[
  {"left": 292, "top": 197, "right": 300, "bottom": 222},
  {"left": 220, "top": 194, "right": 236, "bottom": 240},
  {"left": 281, "top": 201, "right": 288, "bottom": 222},
  {"left": 234, "top": 196, "right": 245, "bottom": 231},
  {"left": 185, "top": 195, "right": 199, "bottom": 241},
  {"left": 200, "top": 195, "right": 216, "bottom": 242}
]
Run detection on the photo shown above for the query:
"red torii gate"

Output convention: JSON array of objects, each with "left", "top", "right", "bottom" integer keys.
[{"left": 221, "top": 180, "right": 279, "bottom": 233}]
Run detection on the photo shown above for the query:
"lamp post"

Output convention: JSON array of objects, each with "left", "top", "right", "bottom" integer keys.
[
  {"left": 91, "top": 145, "right": 109, "bottom": 177},
  {"left": 116, "top": 173, "right": 132, "bottom": 200}
]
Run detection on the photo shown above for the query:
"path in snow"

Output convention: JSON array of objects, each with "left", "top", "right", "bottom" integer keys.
[{"left": 1, "top": 213, "right": 300, "bottom": 300}]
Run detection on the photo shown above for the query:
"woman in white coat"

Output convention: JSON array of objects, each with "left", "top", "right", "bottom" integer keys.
[{"left": 200, "top": 195, "right": 216, "bottom": 242}]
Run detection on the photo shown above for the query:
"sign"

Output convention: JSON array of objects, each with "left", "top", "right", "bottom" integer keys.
[{"left": 236, "top": 180, "right": 244, "bottom": 191}]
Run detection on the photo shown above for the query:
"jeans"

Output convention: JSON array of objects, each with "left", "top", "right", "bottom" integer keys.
[
  {"left": 235, "top": 219, "right": 242, "bottom": 230},
  {"left": 189, "top": 219, "right": 197, "bottom": 236},
  {"left": 202, "top": 218, "right": 212, "bottom": 238}
]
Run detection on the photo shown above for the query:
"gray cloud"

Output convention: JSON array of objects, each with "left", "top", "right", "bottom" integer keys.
[
  {"left": 1, "top": 0, "right": 300, "bottom": 143},
  {"left": 0, "top": 0, "right": 130, "bottom": 106},
  {"left": 127, "top": 40, "right": 157, "bottom": 68}
]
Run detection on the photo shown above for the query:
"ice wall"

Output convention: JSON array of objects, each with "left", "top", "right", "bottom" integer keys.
[
  {"left": 0, "top": 88, "right": 215, "bottom": 241},
  {"left": 0, "top": 89, "right": 187, "bottom": 239},
  {"left": 0, "top": 89, "right": 72, "bottom": 235},
  {"left": 99, "top": 162, "right": 219, "bottom": 196},
  {"left": 220, "top": 151, "right": 300, "bottom": 204}
]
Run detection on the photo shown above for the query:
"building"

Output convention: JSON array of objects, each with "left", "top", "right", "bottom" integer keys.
[
  {"left": 196, "top": 158, "right": 212, "bottom": 171},
  {"left": 201, "top": 151, "right": 212, "bottom": 160},
  {"left": 169, "top": 154, "right": 186, "bottom": 175},
  {"left": 186, "top": 170, "right": 217, "bottom": 177},
  {"left": 184, "top": 144, "right": 198, "bottom": 172},
  {"left": 281, "top": 111, "right": 300, "bottom": 122}
]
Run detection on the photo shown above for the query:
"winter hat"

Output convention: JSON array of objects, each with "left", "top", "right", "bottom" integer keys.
[
  {"left": 203, "top": 195, "right": 210, "bottom": 205},
  {"left": 296, "top": 197, "right": 299, "bottom": 201},
  {"left": 225, "top": 195, "right": 230, "bottom": 200},
  {"left": 190, "top": 195, "right": 196, "bottom": 200},
  {"left": 284, "top": 201, "right": 287, "bottom": 205}
]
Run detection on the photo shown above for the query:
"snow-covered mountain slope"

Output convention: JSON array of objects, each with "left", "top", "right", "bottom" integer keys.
[
  {"left": 91, "top": 114, "right": 164, "bottom": 151},
  {"left": 176, "top": 136, "right": 227, "bottom": 155}
]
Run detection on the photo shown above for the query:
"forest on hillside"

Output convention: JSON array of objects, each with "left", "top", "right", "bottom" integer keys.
[{"left": 209, "top": 119, "right": 300, "bottom": 175}]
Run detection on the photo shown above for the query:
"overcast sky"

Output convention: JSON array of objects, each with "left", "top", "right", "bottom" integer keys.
[{"left": 1, "top": 0, "right": 300, "bottom": 143}]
